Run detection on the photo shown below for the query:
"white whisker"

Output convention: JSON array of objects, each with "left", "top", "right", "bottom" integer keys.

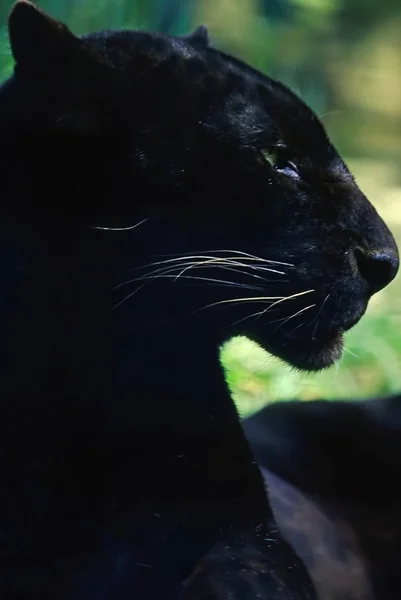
[
  {"left": 343, "top": 346, "right": 358, "bottom": 359},
  {"left": 111, "top": 281, "right": 150, "bottom": 311},
  {"left": 111, "top": 276, "right": 267, "bottom": 311},
  {"left": 309, "top": 293, "right": 331, "bottom": 340},
  {"left": 114, "top": 268, "right": 267, "bottom": 292},
  {"left": 227, "top": 292, "right": 315, "bottom": 327},
  {"left": 116, "top": 258, "right": 285, "bottom": 291},
  {"left": 287, "top": 321, "right": 307, "bottom": 336},
  {"left": 86, "top": 218, "right": 149, "bottom": 231},
  {"left": 271, "top": 304, "right": 316, "bottom": 333},
  {"left": 256, "top": 289, "right": 315, "bottom": 320},
  {"left": 129, "top": 254, "right": 289, "bottom": 274},
  {"left": 194, "top": 289, "right": 314, "bottom": 318},
  {"left": 228, "top": 309, "right": 271, "bottom": 327},
  {"left": 156, "top": 248, "right": 294, "bottom": 267},
  {"left": 132, "top": 274, "right": 265, "bottom": 291},
  {"left": 193, "top": 295, "right": 288, "bottom": 314},
  {"left": 111, "top": 248, "right": 305, "bottom": 316},
  {"left": 311, "top": 318, "right": 320, "bottom": 341},
  {"left": 172, "top": 258, "right": 285, "bottom": 281}
]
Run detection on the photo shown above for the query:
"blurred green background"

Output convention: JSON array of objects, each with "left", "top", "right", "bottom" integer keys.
[{"left": 1, "top": 0, "right": 400, "bottom": 416}]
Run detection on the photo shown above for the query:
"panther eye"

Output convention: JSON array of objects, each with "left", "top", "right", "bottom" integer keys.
[{"left": 261, "top": 149, "right": 300, "bottom": 180}]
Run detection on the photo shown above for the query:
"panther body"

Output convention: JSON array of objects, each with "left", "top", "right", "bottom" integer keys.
[{"left": 0, "top": 2, "right": 398, "bottom": 598}]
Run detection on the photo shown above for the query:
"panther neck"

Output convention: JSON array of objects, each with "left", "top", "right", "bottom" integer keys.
[{"left": 1, "top": 218, "right": 266, "bottom": 517}]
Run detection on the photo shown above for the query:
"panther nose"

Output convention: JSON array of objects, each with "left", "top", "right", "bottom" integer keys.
[{"left": 354, "top": 248, "right": 399, "bottom": 294}]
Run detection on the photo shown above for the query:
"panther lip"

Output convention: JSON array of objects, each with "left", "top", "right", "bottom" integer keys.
[{"left": 269, "top": 326, "right": 344, "bottom": 371}]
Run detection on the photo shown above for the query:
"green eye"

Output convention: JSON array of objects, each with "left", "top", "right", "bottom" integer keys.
[{"left": 260, "top": 148, "right": 300, "bottom": 180}]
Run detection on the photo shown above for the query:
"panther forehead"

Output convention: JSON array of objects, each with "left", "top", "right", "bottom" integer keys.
[{"left": 77, "top": 28, "right": 330, "bottom": 156}]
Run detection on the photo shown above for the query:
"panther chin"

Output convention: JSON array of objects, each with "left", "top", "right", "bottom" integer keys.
[
  {"left": 288, "top": 329, "right": 345, "bottom": 372},
  {"left": 246, "top": 295, "right": 368, "bottom": 372},
  {"left": 249, "top": 328, "right": 345, "bottom": 373}
]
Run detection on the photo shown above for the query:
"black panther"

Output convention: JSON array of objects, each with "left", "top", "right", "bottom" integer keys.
[
  {"left": 0, "top": 2, "right": 398, "bottom": 598},
  {"left": 241, "top": 394, "right": 401, "bottom": 600}
]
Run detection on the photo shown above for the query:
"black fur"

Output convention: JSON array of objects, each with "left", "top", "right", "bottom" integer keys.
[
  {"left": 0, "top": 1, "right": 398, "bottom": 598},
  {"left": 183, "top": 25, "right": 210, "bottom": 48},
  {"left": 242, "top": 396, "right": 401, "bottom": 599},
  {"left": 181, "top": 532, "right": 315, "bottom": 600}
]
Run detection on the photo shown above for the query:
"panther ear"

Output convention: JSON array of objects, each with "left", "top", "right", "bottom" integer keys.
[
  {"left": 8, "top": 1, "right": 82, "bottom": 68},
  {"left": 183, "top": 25, "right": 210, "bottom": 49}
]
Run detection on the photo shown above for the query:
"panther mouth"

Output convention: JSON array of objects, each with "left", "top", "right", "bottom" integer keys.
[
  {"left": 276, "top": 328, "right": 344, "bottom": 372},
  {"left": 305, "top": 329, "right": 344, "bottom": 371},
  {"left": 249, "top": 304, "right": 366, "bottom": 372},
  {"left": 267, "top": 295, "right": 368, "bottom": 371},
  {"left": 285, "top": 307, "right": 368, "bottom": 371}
]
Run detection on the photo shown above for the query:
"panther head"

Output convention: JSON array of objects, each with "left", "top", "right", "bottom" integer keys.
[{"left": 0, "top": 1, "right": 398, "bottom": 371}]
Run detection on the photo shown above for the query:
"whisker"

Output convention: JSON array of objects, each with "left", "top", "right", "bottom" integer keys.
[
  {"left": 287, "top": 321, "right": 306, "bottom": 336},
  {"left": 172, "top": 258, "right": 285, "bottom": 281},
  {"left": 129, "top": 254, "right": 289, "bottom": 274},
  {"left": 227, "top": 293, "right": 315, "bottom": 329},
  {"left": 228, "top": 308, "right": 280, "bottom": 328},
  {"left": 309, "top": 293, "right": 331, "bottom": 340},
  {"left": 193, "top": 295, "right": 288, "bottom": 315},
  {"left": 256, "top": 289, "right": 315, "bottom": 320},
  {"left": 111, "top": 275, "right": 265, "bottom": 312},
  {"left": 128, "top": 255, "right": 237, "bottom": 273},
  {"left": 318, "top": 109, "right": 342, "bottom": 121},
  {"left": 86, "top": 218, "right": 149, "bottom": 231},
  {"left": 114, "top": 261, "right": 214, "bottom": 290},
  {"left": 343, "top": 346, "right": 358, "bottom": 359},
  {"left": 112, "top": 256, "right": 280, "bottom": 308},
  {"left": 150, "top": 249, "right": 294, "bottom": 267},
  {"left": 311, "top": 318, "right": 320, "bottom": 341},
  {"left": 130, "top": 274, "right": 265, "bottom": 291},
  {"left": 194, "top": 289, "right": 314, "bottom": 318},
  {"left": 111, "top": 249, "right": 304, "bottom": 318},
  {"left": 307, "top": 293, "right": 330, "bottom": 328},
  {"left": 270, "top": 304, "right": 316, "bottom": 333},
  {"left": 111, "top": 280, "right": 150, "bottom": 311},
  {"left": 229, "top": 310, "right": 264, "bottom": 327},
  {"left": 116, "top": 259, "right": 285, "bottom": 291}
]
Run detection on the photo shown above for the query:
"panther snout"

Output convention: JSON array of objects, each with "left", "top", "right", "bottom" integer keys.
[{"left": 353, "top": 247, "right": 399, "bottom": 295}]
